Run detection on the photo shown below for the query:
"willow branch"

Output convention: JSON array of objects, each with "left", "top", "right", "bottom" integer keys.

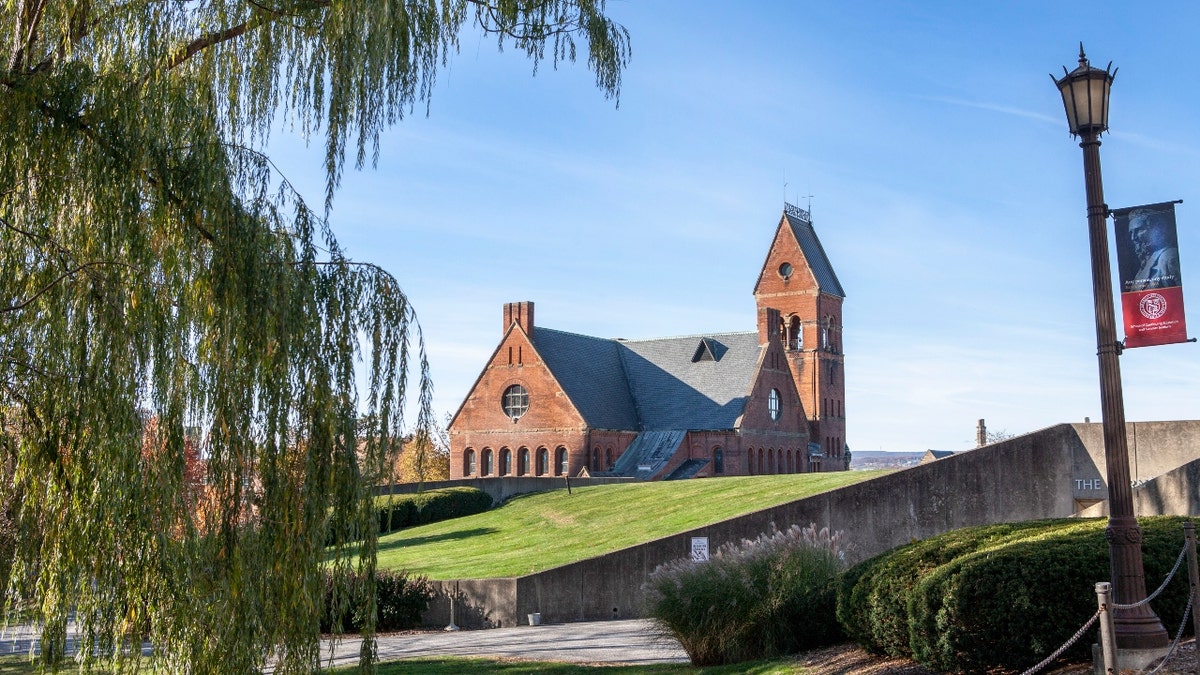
[{"left": 1, "top": 261, "right": 140, "bottom": 314}]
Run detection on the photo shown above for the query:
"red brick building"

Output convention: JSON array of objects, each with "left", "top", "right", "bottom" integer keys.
[{"left": 447, "top": 205, "right": 847, "bottom": 480}]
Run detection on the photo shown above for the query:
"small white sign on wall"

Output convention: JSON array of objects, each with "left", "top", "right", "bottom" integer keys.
[{"left": 690, "top": 537, "right": 710, "bottom": 562}]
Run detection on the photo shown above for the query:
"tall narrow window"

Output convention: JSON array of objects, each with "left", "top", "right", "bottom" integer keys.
[
  {"left": 768, "top": 388, "right": 781, "bottom": 421},
  {"left": 519, "top": 448, "right": 530, "bottom": 476},
  {"left": 465, "top": 449, "right": 476, "bottom": 476},
  {"left": 537, "top": 448, "right": 549, "bottom": 476},
  {"left": 713, "top": 448, "right": 724, "bottom": 474},
  {"left": 482, "top": 449, "right": 493, "bottom": 476},
  {"left": 605, "top": 447, "right": 613, "bottom": 469},
  {"left": 555, "top": 447, "right": 568, "bottom": 476},
  {"left": 592, "top": 447, "right": 600, "bottom": 470},
  {"left": 500, "top": 448, "right": 512, "bottom": 476}
]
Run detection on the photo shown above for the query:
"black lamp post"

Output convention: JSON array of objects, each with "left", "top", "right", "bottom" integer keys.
[{"left": 1052, "top": 45, "right": 1168, "bottom": 649}]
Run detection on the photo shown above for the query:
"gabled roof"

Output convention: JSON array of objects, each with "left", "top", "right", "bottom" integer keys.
[
  {"left": 619, "top": 332, "right": 761, "bottom": 430},
  {"left": 530, "top": 328, "right": 640, "bottom": 430},
  {"left": 784, "top": 212, "right": 845, "bottom": 298},
  {"left": 529, "top": 329, "right": 764, "bottom": 432}
]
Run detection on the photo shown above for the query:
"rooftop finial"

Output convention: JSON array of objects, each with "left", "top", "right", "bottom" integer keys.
[{"left": 1078, "top": 42, "right": 1088, "bottom": 67}]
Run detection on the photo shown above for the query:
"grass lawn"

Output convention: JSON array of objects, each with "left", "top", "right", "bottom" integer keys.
[{"left": 376, "top": 472, "right": 885, "bottom": 579}]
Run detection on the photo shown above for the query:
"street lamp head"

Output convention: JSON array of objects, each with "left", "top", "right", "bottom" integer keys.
[{"left": 1052, "top": 43, "right": 1117, "bottom": 137}]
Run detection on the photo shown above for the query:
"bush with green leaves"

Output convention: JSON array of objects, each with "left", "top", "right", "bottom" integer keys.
[
  {"left": 322, "top": 569, "right": 434, "bottom": 634},
  {"left": 837, "top": 516, "right": 1195, "bottom": 673},
  {"left": 375, "top": 487, "right": 493, "bottom": 535},
  {"left": 644, "top": 523, "right": 847, "bottom": 666}
]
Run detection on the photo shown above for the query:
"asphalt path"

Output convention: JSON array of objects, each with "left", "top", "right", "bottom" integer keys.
[
  {"left": 309, "top": 619, "right": 689, "bottom": 670},
  {"left": 3, "top": 618, "right": 690, "bottom": 669}
]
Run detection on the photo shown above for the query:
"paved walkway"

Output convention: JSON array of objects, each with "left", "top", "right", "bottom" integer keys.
[
  {"left": 309, "top": 619, "right": 688, "bottom": 669},
  {"left": 3, "top": 619, "right": 690, "bottom": 668}
]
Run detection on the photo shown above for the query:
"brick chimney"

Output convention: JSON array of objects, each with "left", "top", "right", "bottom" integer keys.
[
  {"left": 503, "top": 301, "right": 535, "bottom": 338},
  {"left": 758, "top": 306, "right": 781, "bottom": 346}
]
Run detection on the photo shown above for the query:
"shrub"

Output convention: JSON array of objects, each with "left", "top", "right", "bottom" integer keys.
[
  {"left": 837, "top": 516, "right": 1195, "bottom": 673},
  {"left": 644, "top": 523, "right": 847, "bottom": 666},
  {"left": 375, "top": 487, "right": 493, "bottom": 535},
  {"left": 836, "top": 519, "right": 1079, "bottom": 658},
  {"left": 321, "top": 569, "right": 434, "bottom": 633}
]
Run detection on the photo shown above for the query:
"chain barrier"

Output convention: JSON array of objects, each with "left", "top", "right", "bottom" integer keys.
[
  {"left": 1114, "top": 539, "right": 1188, "bottom": 611},
  {"left": 1021, "top": 529, "right": 1195, "bottom": 675},
  {"left": 1019, "top": 609, "right": 1101, "bottom": 675},
  {"left": 1141, "top": 592, "right": 1193, "bottom": 675}
]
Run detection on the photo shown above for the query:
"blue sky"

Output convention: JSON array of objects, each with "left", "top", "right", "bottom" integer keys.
[{"left": 271, "top": 1, "right": 1199, "bottom": 453}]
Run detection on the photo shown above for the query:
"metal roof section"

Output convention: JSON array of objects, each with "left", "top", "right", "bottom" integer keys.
[
  {"left": 608, "top": 430, "right": 688, "bottom": 479},
  {"left": 665, "top": 458, "right": 711, "bottom": 480},
  {"left": 531, "top": 328, "right": 640, "bottom": 431},
  {"left": 618, "top": 331, "right": 762, "bottom": 430},
  {"left": 784, "top": 211, "right": 846, "bottom": 298}
]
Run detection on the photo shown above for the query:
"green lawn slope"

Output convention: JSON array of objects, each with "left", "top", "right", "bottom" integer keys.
[{"left": 377, "top": 472, "right": 886, "bottom": 579}]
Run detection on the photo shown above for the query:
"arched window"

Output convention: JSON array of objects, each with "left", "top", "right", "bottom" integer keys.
[
  {"left": 465, "top": 449, "right": 476, "bottom": 476},
  {"left": 768, "top": 448, "right": 775, "bottom": 474},
  {"left": 555, "top": 447, "right": 568, "bottom": 476},
  {"left": 481, "top": 448, "right": 493, "bottom": 476},
  {"left": 713, "top": 447, "right": 724, "bottom": 474},
  {"left": 536, "top": 447, "right": 549, "bottom": 476},
  {"left": 519, "top": 447, "right": 530, "bottom": 476},
  {"left": 748, "top": 448, "right": 755, "bottom": 475},
  {"left": 592, "top": 447, "right": 600, "bottom": 470},
  {"left": 758, "top": 448, "right": 765, "bottom": 474},
  {"left": 605, "top": 447, "right": 613, "bottom": 469},
  {"left": 500, "top": 448, "right": 512, "bottom": 476},
  {"left": 768, "top": 388, "right": 781, "bottom": 421},
  {"left": 788, "top": 315, "right": 802, "bottom": 350}
]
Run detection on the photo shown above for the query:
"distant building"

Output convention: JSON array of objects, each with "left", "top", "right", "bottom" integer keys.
[
  {"left": 447, "top": 205, "right": 848, "bottom": 479},
  {"left": 920, "top": 450, "right": 959, "bottom": 465}
]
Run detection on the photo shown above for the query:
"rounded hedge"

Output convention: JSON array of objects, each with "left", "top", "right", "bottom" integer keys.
[
  {"left": 837, "top": 516, "right": 1195, "bottom": 673},
  {"left": 375, "top": 487, "right": 493, "bottom": 535}
]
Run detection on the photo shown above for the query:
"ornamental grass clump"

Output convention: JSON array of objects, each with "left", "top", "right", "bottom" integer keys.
[{"left": 644, "top": 523, "right": 847, "bottom": 666}]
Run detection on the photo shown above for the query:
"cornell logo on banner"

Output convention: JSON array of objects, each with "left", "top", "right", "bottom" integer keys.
[{"left": 1111, "top": 202, "right": 1188, "bottom": 348}]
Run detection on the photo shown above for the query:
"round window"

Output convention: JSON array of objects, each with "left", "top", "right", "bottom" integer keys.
[
  {"left": 502, "top": 384, "right": 529, "bottom": 420},
  {"left": 778, "top": 262, "right": 793, "bottom": 279},
  {"left": 768, "top": 388, "right": 781, "bottom": 421}
]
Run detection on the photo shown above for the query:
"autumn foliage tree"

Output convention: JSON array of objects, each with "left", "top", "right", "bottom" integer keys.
[{"left": 0, "top": 1, "right": 629, "bottom": 672}]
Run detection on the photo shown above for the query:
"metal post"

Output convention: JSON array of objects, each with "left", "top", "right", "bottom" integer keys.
[
  {"left": 444, "top": 580, "right": 460, "bottom": 631},
  {"left": 1078, "top": 129, "right": 1168, "bottom": 648},
  {"left": 1096, "top": 582, "right": 1119, "bottom": 675},
  {"left": 1184, "top": 522, "right": 1200, "bottom": 673}
]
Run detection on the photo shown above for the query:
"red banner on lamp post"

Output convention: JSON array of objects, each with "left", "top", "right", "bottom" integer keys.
[{"left": 1111, "top": 202, "right": 1188, "bottom": 348}]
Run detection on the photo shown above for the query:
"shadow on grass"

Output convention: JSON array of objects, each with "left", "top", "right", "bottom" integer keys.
[{"left": 378, "top": 527, "right": 498, "bottom": 552}]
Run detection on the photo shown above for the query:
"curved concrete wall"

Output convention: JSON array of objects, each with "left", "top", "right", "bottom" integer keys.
[{"left": 419, "top": 420, "right": 1200, "bottom": 628}]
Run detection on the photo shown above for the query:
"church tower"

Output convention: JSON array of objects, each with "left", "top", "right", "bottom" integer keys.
[{"left": 752, "top": 204, "right": 847, "bottom": 470}]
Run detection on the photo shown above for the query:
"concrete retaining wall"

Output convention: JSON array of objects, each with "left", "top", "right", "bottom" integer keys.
[{"left": 417, "top": 420, "right": 1200, "bottom": 628}]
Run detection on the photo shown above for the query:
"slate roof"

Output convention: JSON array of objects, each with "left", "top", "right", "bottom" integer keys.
[
  {"left": 529, "top": 328, "right": 764, "bottom": 432},
  {"left": 531, "top": 328, "right": 640, "bottom": 431},
  {"left": 619, "top": 332, "right": 762, "bottom": 430},
  {"left": 785, "top": 213, "right": 846, "bottom": 298}
]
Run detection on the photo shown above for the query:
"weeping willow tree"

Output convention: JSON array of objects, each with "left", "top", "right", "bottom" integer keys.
[{"left": 0, "top": 1, "right": 629, "bottom": 672}]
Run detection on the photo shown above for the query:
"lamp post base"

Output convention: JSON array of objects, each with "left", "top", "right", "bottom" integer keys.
[
  {"left": 1092, "top": 644, "right": 1172, "bottom": 675},
  {"left": 1106, "top": 517, "right": 1169, "bottom": 649}
]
